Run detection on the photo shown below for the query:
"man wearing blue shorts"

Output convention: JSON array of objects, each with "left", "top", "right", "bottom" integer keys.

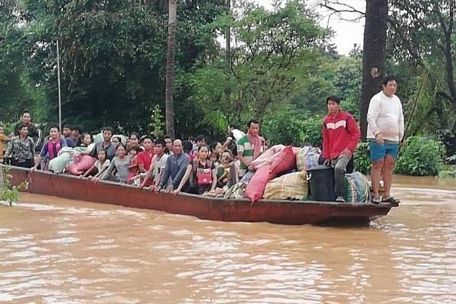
[{"left": 367, "top": 75, "right": 404, "bottom": 205}]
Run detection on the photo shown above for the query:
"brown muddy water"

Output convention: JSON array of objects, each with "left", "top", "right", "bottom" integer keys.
[{"left": 0, "top": 176, "right": 455, "bottom": 304}]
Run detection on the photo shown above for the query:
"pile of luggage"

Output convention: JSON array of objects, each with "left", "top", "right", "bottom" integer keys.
[{"left": 225, "top": 145, "right": 370, "bottom": 203}]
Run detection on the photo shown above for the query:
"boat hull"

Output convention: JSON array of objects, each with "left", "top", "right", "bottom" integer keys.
[{"left": 4, "top": 165, "right": 394, "bottom": 225}]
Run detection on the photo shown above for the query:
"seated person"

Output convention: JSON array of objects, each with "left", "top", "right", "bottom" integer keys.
[
  {"left": 155, "top": 139, "right": 190, "bottom": 193},
  {"left": 95, "top": 144, "right": 130, "bottom": 184},
  {"left": 81, "top": 149, "right": 110, "bottom": 179},
  {"left": 139, "top": 139, "right": 168, "bottom": 189},
  {"left": 174, "top": 145, "right": 217, "bottom": 195},
  {"left": 216, "top": 150, "right": 238, "bottom": 189}
]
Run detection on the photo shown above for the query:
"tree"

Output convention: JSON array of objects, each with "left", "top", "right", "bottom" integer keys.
[
  {"left": 165, "top": 0, "right": 177, "bottom": 138},
  {"left": 360, "top": 0, "right": 388, "bottom": 139}
]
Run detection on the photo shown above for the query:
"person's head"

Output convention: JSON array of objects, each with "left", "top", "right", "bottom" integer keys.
[
  {"left": 49, "top": 125, "right": 60, "bottom": 139},
  {"left": 154, "top": 139, "right": 166, "bottom": 155},
  {"left": 173, "top": 139, "right": 184, "bottom": 155},
  {"left": 247, "top": 119, "right": 260, "bottom": 136},
  {"left": 81, "top": 133, "right": 92, "bottom": 146},
  {"left": 220, "top": 150, "right": 233, "bottom": 165},
  {"left": 197, "top": 145, "right": 209, "bottom": 160},
  {"left": 62, "top": 124, "right": 73, "bottom": 137},
  {"left": 164, "top": 136, "right": 173, "bottom": 151},
  {"left": 382, "top": 75, "right": 397, "bottom": 97},
  {"left": 111, "top": 136, "right": 122, "bottom": 147},
  {"left": 129, "top": 132, "right": 140, "bottom": 147},
  {"left": 228, "top": 124, "right": 237, "bottom": 133},
  {"left": 102, "top": 127, "right": 113, "bottom": 142},
  {"left": 142, "top": 137, "right": 154, "bottom": 151},
  {"left": 116, "top": 144, "right": 127, "bottom": 157},
  {"left": 19, "top": 125, "right": 28, "bottom": 137},
  {"left": 21, "top": 111, "right": 31, "bottom": 124},
  {"left": 326, "top": 96, "right": 341, "bottom": 115},
  {"left": 97, "top": 149, "right": 107, "bottom": 162},
  {"left": 72, "top": 126, "right": 82, "bottom": 138},
  {"left": 195, "top": 135, "right": 207, "bottom": 147},
  {"left": 128, "top": 145, "right": 142, "bottom": 156}
]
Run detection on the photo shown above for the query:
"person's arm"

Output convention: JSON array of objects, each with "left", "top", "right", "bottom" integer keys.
[
  {"left": 322, "top": 121, "right": 330, "bottom": 160},
  {"left": 4, "top": 139, "right": 13, "bottom": 158},
  {"left": 236, "top": 138, "right": 251, "bottom": 167},
  {"left": 210, "top": 167, "right": 217, "bottom": 191},
  {"left": 33, "top": 141, "right": 48, "bottom": 169},
  {"left": 398, "top": 101, "right": 405, "bottom": 142},
  {"left": 172, "top": 156, "right": 190, "bottom": 190},
  {"left": 139, "top": 165, "right": 153, "bottom": 188},
  {"left": 173, "top": 164, "right": 192, "bottom": 194},
  {"left": 367, "top": 97, "right": 381, "bottom": 137},
  {"left": 345, "top": 115, "right": 360, "bottom": 154},
  {"left": 98, "top": 159, "right": 115, "bottom": 181}
]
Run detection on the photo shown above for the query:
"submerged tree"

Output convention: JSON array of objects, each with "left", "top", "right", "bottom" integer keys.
[{"left": 165, "top": 0, "right": 177, "bottom": 138}]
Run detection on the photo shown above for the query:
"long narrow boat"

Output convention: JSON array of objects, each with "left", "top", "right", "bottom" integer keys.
[{"left": 4, "top": 165, "right": 396, "bottom": 225}]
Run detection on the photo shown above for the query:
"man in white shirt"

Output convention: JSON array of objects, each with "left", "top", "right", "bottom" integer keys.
[{"left": 367, "top": 75, "right": 404, "bottom": 205}]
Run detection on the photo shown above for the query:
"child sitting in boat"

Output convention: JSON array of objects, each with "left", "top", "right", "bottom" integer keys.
[
  {"left": 81, "top": 149, "right": 110, "bottom": 179},
  {"left": 127, "top": 145, "right": 142, "bottom": 186},
  {"left": 96, "top": 144, "right": 130, "bottom": 184}
]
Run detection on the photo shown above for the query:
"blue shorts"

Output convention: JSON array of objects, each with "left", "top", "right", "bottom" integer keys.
[{"left": 368, "top": 140, "right": 399, "bottom": 162}]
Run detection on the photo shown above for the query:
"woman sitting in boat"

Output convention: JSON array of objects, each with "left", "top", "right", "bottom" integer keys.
[
  {"left": 33, "top": 125, "right": 67, "bottom": 171},
  {"left": 96, "top": 144, "right": 130, "bottom": 184},
  {"left": 174, "top": 145, "right": 217, "bottom": 195},
  {"left": 209, "top": 141, "right": 222, "bottom": 167},
  {"left": 4, "top": 125, "right": 35, "bottom": 168}
]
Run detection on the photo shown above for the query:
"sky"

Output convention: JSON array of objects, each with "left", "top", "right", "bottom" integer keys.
[{"left": 254, "top": 0, "right": 365, "bottom": 55}]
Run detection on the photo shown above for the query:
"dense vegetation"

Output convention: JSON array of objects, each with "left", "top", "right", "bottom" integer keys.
[{"left": 1, "top": 0, "right": 455, "bottom": 175}]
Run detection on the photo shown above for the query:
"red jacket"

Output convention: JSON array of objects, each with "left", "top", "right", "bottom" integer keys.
[{"left": 322, "top": 111, "right": 360, "bottom": 160}]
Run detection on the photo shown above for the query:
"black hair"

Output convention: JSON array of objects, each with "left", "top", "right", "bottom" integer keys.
[
  {"left": 182, "top": 140, "right": 193, "bottom": 154},
  {"left": 197, "top": 144, "right": 209, "bottom": 152},
  {"left": 195, "top": 134, "right": 206, "bottom": 142},
  {"left": 154, "top": 139, "right": 165, "bottom": 147},
  {"left": 209, "top": 141, "right": 220, "bottom": 152},
  {"left": 326, "top": 96, "right": 341, "bottom": 104},
  {"left": 116, "top": 143, "right": 127, "bottom": 151},
  {"left": 141, "top": 136, "right": 153, "bottom": 142},
  {"left": 129, "top": 132, "right": 140, "bottom": 140},
  {"left": 112, "top": 136, "right": 122, "bottom": 143},
  {"left": 22, "top": 110, "right": 30, "bottom": 115},
  {"left": 128, "top": 145, "right": 142, "bottom": 153},
  {"left": 49, "top": 125, "right": 60, "bottom": 132},
  {"left": 247, "top": 119, "right": 259, "bottom": 128},
  {"left": 102, "top": 127, "right": 114, "bottom": 134},
  {"left": 164, "top": 135, "right": 174, "bottom": 141},
  {"left": 382, "top": 75, "right": 397, "bottom": 86},
  {"left": 63, "top": 124, "right": 73, "bottom": 130},
  {"left": 73, "top": 126, "right": 83, "bottom": 134}
]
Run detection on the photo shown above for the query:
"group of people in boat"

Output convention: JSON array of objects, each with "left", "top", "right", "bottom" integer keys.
[{"left": 0, "top": 76, "right": 404, "bottom": 204}]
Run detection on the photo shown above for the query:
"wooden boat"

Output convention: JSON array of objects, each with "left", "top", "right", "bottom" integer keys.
[{"left": 4, "top": 165, "right": 396, "bottom": 225}]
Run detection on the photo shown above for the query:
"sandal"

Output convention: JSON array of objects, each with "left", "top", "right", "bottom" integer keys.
[
  {"left": 381, "top": 196, "right": 401, "bottom": 206},
  {"left": 371, "top": 196, "right": 382, "bottom": 204}
]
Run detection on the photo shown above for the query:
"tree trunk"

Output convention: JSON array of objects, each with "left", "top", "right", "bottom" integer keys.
[
  {"left": 225, "top": 0, "right": 231, "bottom": 70},
  {"left": 360, "top": 0, "right": 388, "bottom": 139},
  {"left": 165, "top": 0, "right": 177, "bottom": 138}
]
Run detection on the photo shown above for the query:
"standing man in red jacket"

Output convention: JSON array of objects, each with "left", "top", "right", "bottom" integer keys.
[{"left": 322, "top": 96, "right": 360, "bottom": 202}]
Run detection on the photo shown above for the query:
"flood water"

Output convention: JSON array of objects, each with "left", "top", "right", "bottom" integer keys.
[{"left": 1, "top": 176, "right": 455, "bottom": 304}]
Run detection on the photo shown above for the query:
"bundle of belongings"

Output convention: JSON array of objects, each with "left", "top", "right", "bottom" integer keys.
[{"left": 224, "top": 144, "right": 370, "bottom": 203}]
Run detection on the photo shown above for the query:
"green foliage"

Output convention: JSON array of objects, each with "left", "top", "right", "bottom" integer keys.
[
  {"left": 439, "top": 165, "right": 456, "bottom": 178},
  {"left": 0, "top": 168, "right": 27, "bottom": 206},
  {"left": 149, "top": 105, "right": 165, "bottom": 139},
  {"left": 395, "top": 136, "right": 446, "bottom": 176},
  {"left": 354, "top": 142, "right": 370, "bottom": 175}
]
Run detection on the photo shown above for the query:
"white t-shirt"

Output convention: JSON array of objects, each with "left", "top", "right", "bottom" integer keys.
[
  {"left": 151, "top": 154, "right": 168, "bottom": 180},
  {"left": 95, "top": 159, "right": 110, "bottom": 172},
  {"left": 367, "top": 91, "right": 405, "bottom": 142}
]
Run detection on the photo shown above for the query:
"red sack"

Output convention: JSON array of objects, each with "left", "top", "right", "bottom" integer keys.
[
  {"left": 269, "top": 146, "right": 296, "bottom": 175},
  {"left": 245, "top": 165, "right": 277, "bottom": 202},
  {"left": 196, "top": 168, "right": 212, "bottom": 185}
]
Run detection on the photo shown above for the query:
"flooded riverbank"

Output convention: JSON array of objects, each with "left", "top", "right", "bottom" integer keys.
[{"left": 0, "top": 179, "right": 455, "bottom": 303}]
